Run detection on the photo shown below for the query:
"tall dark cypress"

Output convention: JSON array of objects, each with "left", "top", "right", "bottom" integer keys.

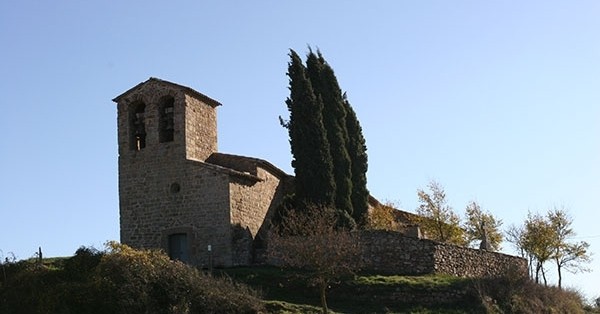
[
  {"left": 343, "top": 94, "right": 369, "bottom": 225},
  {"left": 306, "top": 51, "right": 354, "bottom": 222},
  {"left": 285, "top": 49, "right": 335, "bottom": 208}
]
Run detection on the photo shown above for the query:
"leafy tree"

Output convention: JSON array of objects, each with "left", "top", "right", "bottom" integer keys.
[
  {"left": 463, "top": 201, "right": 503, "bottom": 251},
  {"left": 509, "top": 209, "right": 592, "bottom": 288},
  {"left": 267, "top": 205, "right": 363, "bottom": 314},
  {"left": 282, "top": 49, "right": 369, "bottom": 228},
  {"left": 306, "top": 50, "right": 353, "bottom": 220},
  {"left": 547, "top": 208, "right": 591, "bottom": 289},
  {"left": 284, "top": 49, "right": 335, "bottom": 208},
  {"left": 522, "top": 212, "right": 555, "bottom": 285},
  {"left": 344, "top": 95, "right": 370, "bottom": 225},
  {"left": 416, "top": 180, "right": 465, "bottom": 245},
  {"left": 366, "top": 203, "right": 400, "bottom": 231}
]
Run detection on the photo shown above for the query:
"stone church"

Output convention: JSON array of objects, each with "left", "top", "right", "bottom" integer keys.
[{"left": 112, "top": 78, "right": 292, "bottom": 267}]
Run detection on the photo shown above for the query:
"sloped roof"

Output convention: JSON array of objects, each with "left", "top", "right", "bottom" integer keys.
[
  {"left": 193, "top": 159, "right": 263, "bottom": 183},
  {"left": 206, "top": 152, "right": 290, "bottom": 179},
  {"left": 112, "top": 77, "right": 222, "bottom": 107}
]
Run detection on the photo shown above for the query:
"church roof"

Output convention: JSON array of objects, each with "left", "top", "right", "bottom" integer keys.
[
  {"left": 112, "top": 77, "right": 222, "bottom": 107},
  {"left": 206, "top": 152, "right": 290, "bottom": 179},
  {"left": 193, "top": 159, "right": 263, "bottom": 183}
]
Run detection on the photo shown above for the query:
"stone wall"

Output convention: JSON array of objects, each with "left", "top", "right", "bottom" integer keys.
[
  {"left": 229, "top": 166, "right": 286, "bottom": 266},
  {"left": 115, "top": 78, "right": 289, "bottom": 269},
  {"left": 359, "top": 230, "right": 526, "bottom": 278},
  {"left": 116, "top": 78, "right": 234, "bottom": 268},
  {"left": 432, "top": 241, "right": 527, "bottom": 278},
  {"left": 115, "top": 78, "right": 219, "bottom": 161},
  {"left": 118, "top": 153, "right": 234, "bottom": 267},
  {"left": 359, "top": 230, "right": 436, "bottom": 275},
  {"left": 348, "top": 285, "right": 471, "bottom": 306},
  {"left": 184, "top": 94, "right": 218, "bottom": 161}
]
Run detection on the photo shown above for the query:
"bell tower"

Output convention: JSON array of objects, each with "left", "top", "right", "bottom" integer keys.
[
  {"left": 112, "top": 77, "right": 221, "bottom": 161},
  {"left": 112, "top": 78, "right": 222, "bottom": 254}
]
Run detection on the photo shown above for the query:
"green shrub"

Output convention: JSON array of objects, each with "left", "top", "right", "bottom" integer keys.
[
  {"left": 0, "top": 243, "right": 264, "bottom": 314},
  {"left": 473, "top": 273, "right": 587, "bottom": 314},
  {"left": 62, "top": 246, "right": 103, "bottom": 281}
]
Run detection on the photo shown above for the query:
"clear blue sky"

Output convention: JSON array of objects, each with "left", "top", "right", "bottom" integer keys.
[{"left": 1, "top": 1, "right": 598, "bottom": 300}]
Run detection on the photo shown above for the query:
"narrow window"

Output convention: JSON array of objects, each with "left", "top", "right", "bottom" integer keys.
[
  {"left": 159, "top": 96, "right": 175, "bottom": 143},
  {"left": 130, "top": 102, "right": 146, "bottom": 150},
  {"left": 168, "top": 233, "right": 189, "bottom": 262}
]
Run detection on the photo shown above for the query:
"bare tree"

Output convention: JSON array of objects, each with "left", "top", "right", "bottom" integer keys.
[
  {"left": 267, "top": 205, "right": 363, "bottom": 314},
  {"left": 506, "top": 224, "right": 536, "bottom": 278}
]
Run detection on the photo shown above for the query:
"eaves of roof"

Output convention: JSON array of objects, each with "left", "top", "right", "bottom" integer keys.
[
  {"left": 112, "top": 77, "right": 222, "bottom": 107},
  {"left": 206, "top": 152, "right": 290, "bottom": 179},
  {"left": 189, "top": 159, "right": 263, "bottom": 183}
]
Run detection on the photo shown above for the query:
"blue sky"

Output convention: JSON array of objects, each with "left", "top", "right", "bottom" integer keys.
[{"left": 1, "top": 1, "right": 598, "bottom": 300}]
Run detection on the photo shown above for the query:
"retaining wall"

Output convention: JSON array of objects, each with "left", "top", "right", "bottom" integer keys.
[{"left": 359, "top": 230, "right": 527, "bottom": 278}]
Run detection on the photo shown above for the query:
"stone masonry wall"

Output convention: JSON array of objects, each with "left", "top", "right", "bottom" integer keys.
[
  {"left": 432, "top": 241, "right": 528, "bottom": 278},
  {"left": 119, "top": 154, "right": 234, "bottom": 267},
  {"left": 116, "top": 79, "right": 217, "bottom": 161},
  {"left": 359, "top": 230, "right": 526, "bottom": 278},
  {"left": 359, "top": 230, "right": 436, "bottom": 275},
  {"left": 117, "top": 79, "right": 235, "bottom": 268},
  {"left": 229, "top": 167, "right": 286, "bottom": 266},
  {"left": 185, "top": 94, "right": 218, "bottom": 162}
]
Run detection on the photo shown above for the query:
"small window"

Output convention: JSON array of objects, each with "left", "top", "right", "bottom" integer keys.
[
  {"left": 168, "top": 233, "right": 189, "bottom": 263},
  {"left": 159, "top": 96, "right": 175, "bottom": 143},
  {"left": 130, "top": 102, "right": 146, "bottom": 150}
]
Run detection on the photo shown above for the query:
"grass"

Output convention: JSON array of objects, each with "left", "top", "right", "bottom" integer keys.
[
  {"left": 31, "top": 259, "right": 479, "bottom": 312},
  {"left": 353, "top": 274, "right": 469, "bottom": 288},
  {"left": 220, "top": 266, "right": 482, "bottom": 314}
]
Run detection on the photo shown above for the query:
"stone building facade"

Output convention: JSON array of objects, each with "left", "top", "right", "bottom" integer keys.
[
  {"left": 113, "top": 78, "right": 291, "bottom": 267},
  {"left": 113, "top": 78, "right": 525, "bottom": 278}
]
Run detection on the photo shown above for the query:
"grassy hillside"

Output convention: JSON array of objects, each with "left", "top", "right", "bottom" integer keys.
[
  {"left": 221, "top": 267, "right": 481, "bottom": 313},
  {"left": 1, "top": 249, "right": 594, "bottom": 313},
  {"left": 221, "top": 266, "right": 595, "bottom": 314}
]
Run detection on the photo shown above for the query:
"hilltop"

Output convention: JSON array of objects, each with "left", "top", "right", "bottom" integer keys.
[{"left": 0, "top": 246, "right": 594, "bottom": 314}]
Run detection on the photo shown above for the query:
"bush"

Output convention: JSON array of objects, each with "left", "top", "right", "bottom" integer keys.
[
  {"left": 473, "top": 272, "right": 587, "bottom": 314},
  {"left": 0, "top": 243, "right": 264, "bottom": 314},
  {"left": 99, "top": 242, "right": 264, "bottom": 314},
  {"left": 62, "top": 246, "right": 103, "bottom": 280}
]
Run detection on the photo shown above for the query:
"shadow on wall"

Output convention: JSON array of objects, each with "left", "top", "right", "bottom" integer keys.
[{"left": 231, "top": 224, "right": 253, "bottom": 266}]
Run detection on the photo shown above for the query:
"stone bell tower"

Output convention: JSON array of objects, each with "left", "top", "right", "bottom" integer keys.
[
  {"left": 112, "top": 78, "right": 223, "bottom": 263},
  {"left": 112, "top": 77, "right": 221, "bottom": 162}
]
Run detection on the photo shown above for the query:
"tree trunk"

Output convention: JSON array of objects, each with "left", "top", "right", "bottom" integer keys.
[
  {"left": 557, "top": 263, "right": 563, "bottom": 289},
  {"left": 320, "top": 281, "right": 329, "bottom": 314},
  {"left": 541, "top": 266, "right": 547, "bottom": 286},
  {"left": 528, "top": 255, "right": 534, "bottom": 279}
]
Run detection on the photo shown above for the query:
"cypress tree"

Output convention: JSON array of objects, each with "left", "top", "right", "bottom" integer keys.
[
  {"left": 285, "top": 49, "right": 335, "bottom": 208},
  {"left": 283, "top": 48, "right": 368, "bottom": 229},
  {"left": 343, "top": 94, "right": 369, "bottom": 225},
  {"left": 306, "top": 50, "right": 354, "bottom": 222}
]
